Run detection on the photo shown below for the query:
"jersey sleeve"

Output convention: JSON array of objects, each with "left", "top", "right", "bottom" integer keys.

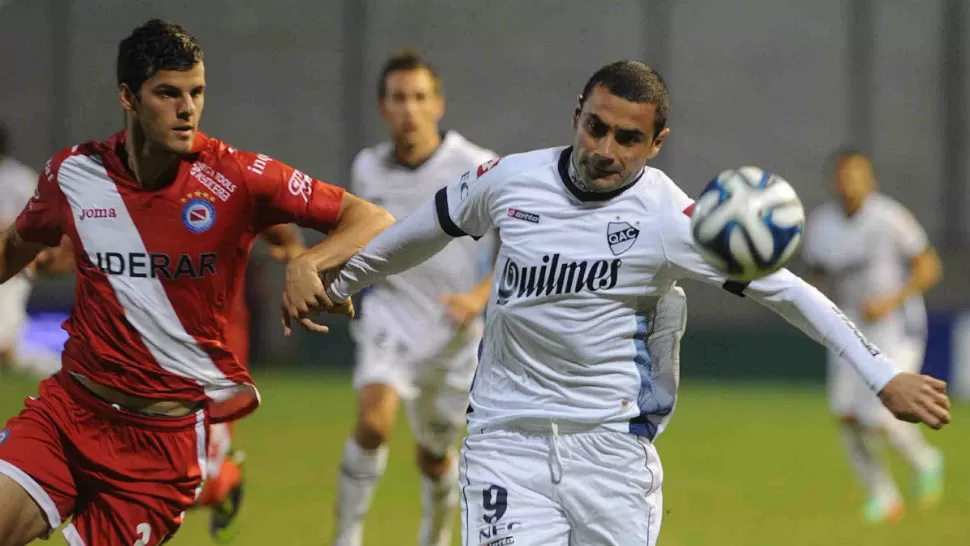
[
  {"left": 434, "top": 157, "right": 504, "bottom": 240},
  {"left": 886, "top": 202, "right": 929, "bottom": 259},
  {"left": 661, "top": 201, "right": 900, "bottom": 392},
  {"left": 14, "top": 160, "right": 64, "bottom": 247},
  {"left": 238, "top": 151, "right": 345, "bottom": 234}
]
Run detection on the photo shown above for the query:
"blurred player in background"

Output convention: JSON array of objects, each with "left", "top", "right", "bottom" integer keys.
[
  {"left": 0, "top": 19, "right": 390, "bottom": 545},
  {"left": 198, "top": 223, "right": 305, "bottom": 543},
  {"left": 0, "top": 122, "right": 68, "bottom": 379},
  {"left": 291, "top": 60, "right": 951, "bottom": 546},
  {"left": 803, "top": 150, "right": 944, "bottom": 523},
  {"left": 331, "top": 51, "right": 496, "bottom": 546}
]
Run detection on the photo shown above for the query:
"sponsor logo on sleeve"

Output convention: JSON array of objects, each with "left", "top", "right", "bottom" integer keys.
[
  {"left": 288, "top": 170, "right": 313, "bottom": 204},
  {"left": 247, "top": 153, "right": 273, "bottom": 175},
  {"left": 507, "top": 208, "right": 540, "bottom": 224}
]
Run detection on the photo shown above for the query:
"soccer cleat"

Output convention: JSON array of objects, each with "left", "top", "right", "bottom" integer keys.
[
  {"left": 915, "top": 453, "right": 944, "bottom": 509},
  {"left": 210, "top": 450, "right": 246, "bottom": 543},
  {"left": 862, "top": 497, "right": 904, "bottom": 524}
]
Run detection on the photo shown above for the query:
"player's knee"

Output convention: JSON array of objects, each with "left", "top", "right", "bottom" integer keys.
[
  {"left": 416, "top": 445, "right": 451, "bottom": 479},
  {"left": 0, "top": 475, "right": 50, "bottom": 546},
  {"left": 355, "top": 413, "right": 393, "bottom": 449},
  {"left": 354, "top": 385, "right": 398, "bottom": 449}
]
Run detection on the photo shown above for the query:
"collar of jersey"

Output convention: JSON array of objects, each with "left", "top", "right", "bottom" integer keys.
[
  {"left": 100, "top": 130, "right": 208, "bottom": 191},
  {"left": 385, "top": 130, "right": 451, "bottom": 171},
  {"left": 557, "top": 147, "right": 644, "bottom": 202}
]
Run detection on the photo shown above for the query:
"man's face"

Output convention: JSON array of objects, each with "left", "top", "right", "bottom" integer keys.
[
  {"left": 571, "top": 84, "right": 668, "bottom": 192},
  {"left": 833, "top": 155, "right": 875, "bottom": 206},
  {"left": 379, "top": 68, "right": 443, "bottom": 147},
  {"left": 122, "top": 62, "right": 206, "bottom": 155}
]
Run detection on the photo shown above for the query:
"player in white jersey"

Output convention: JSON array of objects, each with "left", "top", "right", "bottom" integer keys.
[
  {"left": 803, "top": 150, "right": 944, "bottom": 522},
  {"left": 0, "top": 124, "right": 67, "bottom": 378},
  {"left": 284, "top": 61, "right": 950, "bottom": 546},
  {"left": 331, "top": 52, "right": 496, "bottom": 546}
]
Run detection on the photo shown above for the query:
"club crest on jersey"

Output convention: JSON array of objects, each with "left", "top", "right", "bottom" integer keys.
[
  {"left": 0, "top": 428, "right": 8, "bottom": 445},
  {"left": 607, "top": 222, "right": 639, "bottom": 255},
  {"left": 181, "top": 197, "right": 216, "bottom": 233}
]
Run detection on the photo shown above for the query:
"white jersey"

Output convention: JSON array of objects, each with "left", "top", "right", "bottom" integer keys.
[
  {"left": 803, "top": 194, "right": 928, "bottom": 342},
  {"left": 350, "top": 131, "right": 496, "bottom": 346},
  {"left": 330, "top": 146, "right": 901, "bottom": 441},
  {"left": 0, "top": 157, "right": 38, "bottom": 315},
  {"left": 0, "top": 157, "right": 38, "bottom": 227}
]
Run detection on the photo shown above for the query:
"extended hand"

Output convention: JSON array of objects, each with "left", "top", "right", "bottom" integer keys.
[
  {"left": 281, "top": 258, "right": 354, "bottom": 335},
  {"left": 878, "top": 372, "right": 951, "bottom": 430}
]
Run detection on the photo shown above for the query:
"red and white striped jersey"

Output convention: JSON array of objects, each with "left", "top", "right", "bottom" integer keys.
[{"left": 15, "top": 131, "right": 344, "bottom": 423}]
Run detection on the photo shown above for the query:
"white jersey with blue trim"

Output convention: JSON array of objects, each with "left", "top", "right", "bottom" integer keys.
[
  {"left": 329, "top": 146, "right": 901, "bottom": 441},
  {"left": 435, "top": 146, "right": 899, "bottom": 439}
]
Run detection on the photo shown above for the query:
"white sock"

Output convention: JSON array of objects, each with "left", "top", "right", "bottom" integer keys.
[
  {"left": 419, "top": 455, "right": 459, "bottom": 546},
  {"left": 841, "top": 423, "right": 900, "bottom": 503},
  {"left": 884, "top": 419, "right": 942, "bottom": 473},
  {"left": 333, "top": 438, "right": 388, "bottom": 546}
]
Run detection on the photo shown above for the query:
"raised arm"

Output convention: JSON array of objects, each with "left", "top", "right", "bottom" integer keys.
[{"left": 663, "top": 203, "right": 950, "bottom": 429}]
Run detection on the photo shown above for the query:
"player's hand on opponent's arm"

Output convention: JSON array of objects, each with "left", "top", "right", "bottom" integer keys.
[
  {"left": 878, "top": 372, "right": 951, "bottom": 430},
  {"left": 281, "top": 259, "right": 354, "bottom": 336},
  {"left": 280, "top": 193, "right": 392, "bottom": 334},
  {"left": 440, "top": 273, "right": 493, "bottom": 327}
]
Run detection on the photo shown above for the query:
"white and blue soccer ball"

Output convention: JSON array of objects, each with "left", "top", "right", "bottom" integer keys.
[{"left": 689, "top": 166, "right": 805, "bottom": 281}]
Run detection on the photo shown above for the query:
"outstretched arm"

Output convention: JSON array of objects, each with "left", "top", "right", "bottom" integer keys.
[
  {"left": 282, "top": 192, "right": 394, "bottom": 334},
  {"left": 663, "top": 205, "right": 950, "bottom": 429}
]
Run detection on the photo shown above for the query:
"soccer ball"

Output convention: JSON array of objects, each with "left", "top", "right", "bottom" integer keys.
[{"left": 689, "top": 166, "right": 805, "bottom": 281}]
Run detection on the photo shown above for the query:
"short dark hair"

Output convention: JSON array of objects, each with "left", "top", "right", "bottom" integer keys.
[
  {"left": 377, "top": 50, "right": 441, "bottom": 99},
  {"left": 579, "top": 61, "right": 669, "bottom": 138},
  {"left": 0, "top": 122, "right": 8, "bottom": 157},
  {"left": 117, "top": 19, "right": 204, "bottom": 95}
]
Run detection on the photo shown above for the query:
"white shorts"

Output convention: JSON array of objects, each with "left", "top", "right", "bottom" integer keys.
[
  {"left": 460, "top": 426, "right": 663, "bottom": 546},
  {"left": 0, "top": 274, "right": 31, "bottom": 350},
  {"left": 353, "top": 321, "right": 482, "bottom": 457},
  {"left": 828, "top": 336, "right": 925, "bottom": 427}
]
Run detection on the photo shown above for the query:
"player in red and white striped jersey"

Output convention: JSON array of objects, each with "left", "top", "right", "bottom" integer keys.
[{"left": 0, "top": 19, "right": 391, "bottom": 546}]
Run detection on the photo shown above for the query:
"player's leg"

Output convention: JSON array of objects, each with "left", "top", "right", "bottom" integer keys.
[
  {"left": 0, "top": 475, "right": 50, "bottom": 546},
  {"left": 879, "top": 340, "right": 943, "bottom": 506},
  {"left": 461, "top": 430, "right": 570, "bottom": 546},
  {"left": 0, "top": 377, "right": 78, "bottom": 546},
  {"left": 333, "top": 332, "right": 407, "bottom": 546},
  {"left": 408, "top": 357, "right": 472, "bottom": 546},
  {"left": 563, "top": 433, "right": 663, "bottom": 546},
  {"left": 829, "top": 351, "right": 903, "bottom": 521},
  {"left": 199, "top": 422, "right": 245, "bottom": 542},
  {"left": 204, "top": 306, "right": 250, "bottom": 542}
]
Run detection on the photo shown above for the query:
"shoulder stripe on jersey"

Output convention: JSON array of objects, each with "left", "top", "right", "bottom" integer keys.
[
  {"left": 434, "top": 187, "right": 470, "bottom": 238},
  {"left": 683, "top": 203, "right": 694, "bottom": 217},
  {"left": 56, "top": 155, "right": 232, "bottom": 389},
  {"left": 722, "top": 280, "right": 749, "bottom": 297}
]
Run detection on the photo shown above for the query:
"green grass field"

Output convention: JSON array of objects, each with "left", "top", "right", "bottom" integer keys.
[{"left": 1, "top": 371, "right": 966, "bottom": 546}]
